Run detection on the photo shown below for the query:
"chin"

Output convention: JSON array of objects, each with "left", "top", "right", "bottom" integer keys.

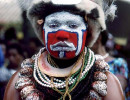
[
  {"left": 52, "top": 53, "right": 79, "bottom": 60},
  {"left": 61, "top": 57, "right": 75, "bottom": 60},
  {"left": 52, "top": 56, "right": 74, "bottom": 60}
]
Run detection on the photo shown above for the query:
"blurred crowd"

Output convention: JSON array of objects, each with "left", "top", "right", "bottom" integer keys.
[{"left": 0, "top": 26, "right": 42, "bottom": 100}]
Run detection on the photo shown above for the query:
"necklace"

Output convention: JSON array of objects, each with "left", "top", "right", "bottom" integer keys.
[
  {"left": 33, "top": 47, "right": 95, "bottom": 88},
  {"left": 37, "top": 50, "right": 83, "bottom": 77},
  {"left": 102, "top": 53, "right": 109, "bottom": 59},
  {"left": 33, "top": 47, "right": 95, "bottom": 100},
  {"left": 47, "top": 51, "right": 83, "bottom": 69},
  {"left": 15, "top": 48, "right": 109, "bottom": 100}
]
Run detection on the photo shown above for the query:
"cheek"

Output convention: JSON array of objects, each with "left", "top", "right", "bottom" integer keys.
[
  {"left": 43, "top": 30, "right": 78, "bottom": 47},
  {"left": 43, "top": 30, "right": 57, "bottom": 45},
  {"left": 42, "top": 30, "right": 46, "bottom": 44},
  {"left": 43, "top": 31, "right": 59, "bottom": 56},
  {"left": 47, "top": 33, "right": 56, "bottom": 45},
  {"left": 80, "top": 31, "right": 87, "bottom": 52},
  {"left": 68, "top": 33, "right": 78, "bottom": 46}
]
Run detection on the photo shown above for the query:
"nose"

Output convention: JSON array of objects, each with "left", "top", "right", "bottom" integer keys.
[{"left": 56, "top": 30, "right": 69, "bottom": 41}]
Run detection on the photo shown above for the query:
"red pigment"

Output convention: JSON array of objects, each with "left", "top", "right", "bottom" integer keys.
[{"left": 42, "top": 62, "right": 50, "bottom": 71}]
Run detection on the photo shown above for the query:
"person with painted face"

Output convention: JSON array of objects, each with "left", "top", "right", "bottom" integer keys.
[
  {"left": 43, "top": 12, "right": 87, "bottom": 59},
  {"left": 4, "top": 0, "right": 124, "bottom": 100}
]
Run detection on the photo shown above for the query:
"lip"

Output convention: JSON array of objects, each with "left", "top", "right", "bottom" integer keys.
[{"left": 50, "top": 41, "right": 76, "bottom": 51}]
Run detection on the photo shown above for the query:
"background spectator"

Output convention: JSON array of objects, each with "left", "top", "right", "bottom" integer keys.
[
  {"left": 91, "top": 32, "right": 129, "bottom": 98},
  {"left": 7, "top": 43, "right": 24, "bottom": 75}
]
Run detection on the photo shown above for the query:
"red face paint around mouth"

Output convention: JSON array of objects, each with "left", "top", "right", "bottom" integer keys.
[{"left": 43, "top": 30, "right": 87, "bottom": 59}]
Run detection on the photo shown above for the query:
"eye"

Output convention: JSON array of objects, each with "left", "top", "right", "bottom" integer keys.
[
  {"left": 49, "top": 24, "right": 59, "bottom": 28},
  {"left": 68, "top": 24, "right": 78, "bottom": 29}
]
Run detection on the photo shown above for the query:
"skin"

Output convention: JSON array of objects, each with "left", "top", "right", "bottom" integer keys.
[
  {"left": 4, "top": 71, "right": 124, "bottom": 100},
  {"left": 104, "top": 72, "right": 125, "bottom": 100},
  {"left": 4, "top": 70, "right": 21, "bottom": 100}
]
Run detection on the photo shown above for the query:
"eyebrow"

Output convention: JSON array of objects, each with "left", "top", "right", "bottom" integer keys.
[
  {"left": 46, "top": 20, "right": 60, "bottom": 24},
  {"left": 46, "top": 18, "right": 82, "bottom": 23}
]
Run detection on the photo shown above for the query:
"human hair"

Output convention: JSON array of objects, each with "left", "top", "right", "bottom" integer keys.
[
  {"left": 7, "top": 43, "right": 24, "bottom": 58},
  {"left": 4, "top": 27, "right": 17, "bottom": 40},
  {"left": 100, "top": 30, "right": 109, "bottom": 46}
]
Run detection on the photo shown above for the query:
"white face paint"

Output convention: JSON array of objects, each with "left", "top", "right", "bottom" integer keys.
[
  {"left": 50, "top": 41, "right": 76, "bottom": 51},
  {"left": 43, "top": 11, "right": 87, "bottom": 59}
]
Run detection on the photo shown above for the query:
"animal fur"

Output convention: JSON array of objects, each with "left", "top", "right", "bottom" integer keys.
[{"left": 27, "top": 0, "right": 117, "bottom": 47}]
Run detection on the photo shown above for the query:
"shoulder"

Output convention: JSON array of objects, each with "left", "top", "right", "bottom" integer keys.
[
  {"left": 4, "top": 58, "right": 35, "bottom": 100},
  {"left": 104, "top": 71, "right": 125, "bottom": 100},
  {"left": 4, "top": 70, "right": 21, "bottom": 100}
]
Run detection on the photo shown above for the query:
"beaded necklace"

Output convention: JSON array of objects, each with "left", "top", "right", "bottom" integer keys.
[
  {"left": 33, "top": 47, "right": 95, "bottom": 99},
  {"left": 15, "top": 48, "right": 109, "bottom": 100}
]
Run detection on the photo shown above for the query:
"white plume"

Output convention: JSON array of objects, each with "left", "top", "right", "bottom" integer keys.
[{"left": 102, "top": 0, "right": 117, "bottom": 21}]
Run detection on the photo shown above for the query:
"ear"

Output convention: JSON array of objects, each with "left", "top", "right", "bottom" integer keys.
[
  {"left": 85, "top": 15, "right": 87, "bottom": 22},
  {"left": 37, "top": 19, "right": 44, "bottom": 25}
]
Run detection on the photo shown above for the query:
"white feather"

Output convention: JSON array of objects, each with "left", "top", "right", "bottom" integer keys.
[{"left": 105, "top": 4, "right": 117, "bottom": 21}]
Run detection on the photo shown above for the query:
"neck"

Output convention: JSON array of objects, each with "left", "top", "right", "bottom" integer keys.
[
  {"left": 96, "top": 45, "right": 107, "bottom": 56},
  {"left": 50, "top": 55, "right": 80, "bottom": 68}
]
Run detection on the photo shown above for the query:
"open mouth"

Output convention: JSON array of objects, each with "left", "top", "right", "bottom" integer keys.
[{"left": 50, "top": 41, "right": 76, "bottom": 51}]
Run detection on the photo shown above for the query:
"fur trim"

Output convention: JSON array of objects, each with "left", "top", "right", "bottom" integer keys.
[
  {"left": 32, "top": 0, "right": 51, "bottom": 4},
  {"left": 51, "top": 0, "right": 82, "bottom": 5},
  {"left": 27, "top": 0, "right": 117, "bottom": 47},
  {"left": 76, "top": 0, "right": 106, "bottom": 30}
]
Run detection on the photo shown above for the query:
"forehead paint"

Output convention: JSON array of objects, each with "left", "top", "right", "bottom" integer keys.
[
  {"left": 45, "top": 12, "right": 85, "bottom": 24},
  {"left": 43, "top": 11, "right": 87, "bottom": 59}
]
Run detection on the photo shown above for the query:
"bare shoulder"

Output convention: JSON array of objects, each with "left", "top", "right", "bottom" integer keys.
[
  {"left": 4, "top": 70, "right": 21, "bottom": 100},
  {"left": 104, "top": 71, "right": 125, "bottom": 100}
]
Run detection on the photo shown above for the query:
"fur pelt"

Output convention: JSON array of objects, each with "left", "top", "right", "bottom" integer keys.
[{"left": 27, "top": 0, "right": 117, "bottom": 47}]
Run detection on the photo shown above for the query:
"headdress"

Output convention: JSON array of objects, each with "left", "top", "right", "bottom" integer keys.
[{"left": 27, "top": 0, "right": 117, "bottom": 47}]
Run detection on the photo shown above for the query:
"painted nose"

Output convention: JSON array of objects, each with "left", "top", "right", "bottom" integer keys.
[{"left": 56, "top": 30, "right": 69, "bottom": 41}]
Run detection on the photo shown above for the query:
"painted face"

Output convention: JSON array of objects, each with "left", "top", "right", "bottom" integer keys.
[{"left": 43, "top": 12, "right": 88, "bottom": 59}]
